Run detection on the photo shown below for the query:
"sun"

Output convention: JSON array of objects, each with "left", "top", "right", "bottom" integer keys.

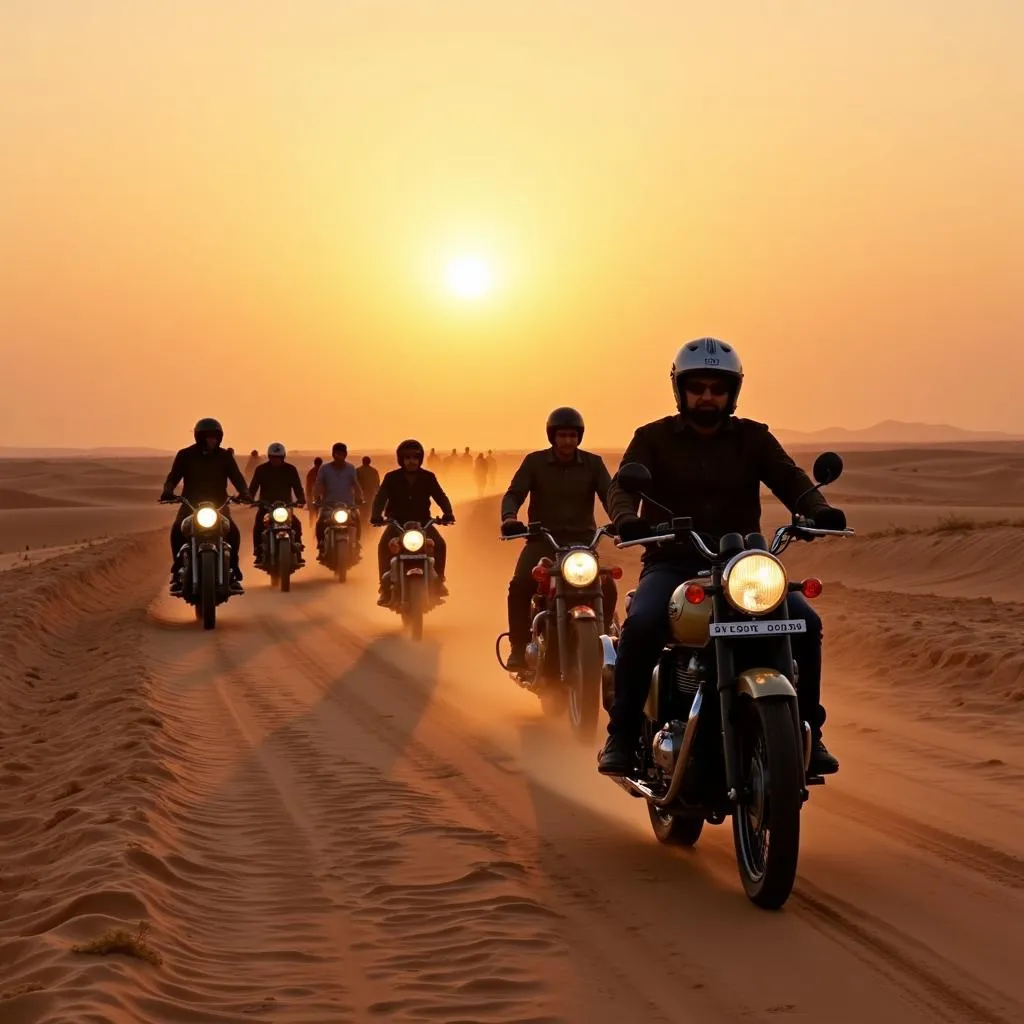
[{"left": 444, "top": 255, "right": 494, "bottom": 300}]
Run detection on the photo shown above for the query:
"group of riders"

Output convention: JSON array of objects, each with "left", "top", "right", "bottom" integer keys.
[{"left": 160, "top": 337, "right": 847, "bottom": 779}]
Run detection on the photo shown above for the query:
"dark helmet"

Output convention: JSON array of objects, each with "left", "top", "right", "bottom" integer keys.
[
  {"left": 193, "top": 417, "right": 223, "bottom": 445},
  {"left": 670, "top": 337, "right": 744, "bottom": 415},
  {"left": 396, "top": 438, "right": 425, "bottom": 466},
  {"left": 546, "top": 406, "right": 585, "bottom": 445}
]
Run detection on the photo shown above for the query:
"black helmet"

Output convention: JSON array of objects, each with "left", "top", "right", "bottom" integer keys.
[
  {"left": 193, "top": 417, "right": 224, "bottom": 445},
  {"left": 545, "top": 406, "right": 585, "bottom": 445},
  {"left": 396, "top": 438, "right": 425, "bottom": 466}
]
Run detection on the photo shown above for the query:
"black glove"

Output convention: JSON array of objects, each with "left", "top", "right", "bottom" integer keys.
[
  {"left": 158, "top": 491, "right": 175, "bottom": 503},
  {"left": 440, "top": 515, "right": 456, "bottom": 526},
  {"left": 501, "top": 519, "right": 527, "bottom": 537},
  {"left": 370, "top": 517, "right": 384, "bottom": 527},
  {"left": 811, "top": 506, "right": 847, "bottom": 531},
  {"left": 616, "top": 515, "right": 653, "bottom": 542}
]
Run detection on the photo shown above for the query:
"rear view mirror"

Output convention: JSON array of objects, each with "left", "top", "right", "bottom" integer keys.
[
  {"left": 812, "top": 452, "right": 843, "bottom": 486},
  {"left": 615, "top": 462, "right": 652, "bottom": 495}
]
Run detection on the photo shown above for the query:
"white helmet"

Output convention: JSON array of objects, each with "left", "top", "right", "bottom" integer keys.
[
  {"left": 267, "top": 442, "right": 287, "bottom": 458},
  {"left": 670, "top": 337, "right": 744, "bottom": 414}
]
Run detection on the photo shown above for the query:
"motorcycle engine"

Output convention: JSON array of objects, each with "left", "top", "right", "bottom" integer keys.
[
  {"left": 675, "top": 653, "right": 703, "bottom": 698},
  {"left": 652, "top": 720, "right": 684, "bottom": 773}
]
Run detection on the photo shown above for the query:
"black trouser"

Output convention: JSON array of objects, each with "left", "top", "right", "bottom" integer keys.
[
  {"left": 169, "top": 506, "right": 241, "bottom": 575},
  {"left": 378, "top": 525, "right": 446, "bottom": 586},
  {"left": 316, "top": 508, "right": 361, "bottom": 548},
  {"left": 608, "top": 562, "right": 825, "bottom": 741},
  {"left": 507, "top": 539, "right": 618, "bottom": 649},
  {"left": 253, "top": 515, "right": 303, "bottom": 560}
]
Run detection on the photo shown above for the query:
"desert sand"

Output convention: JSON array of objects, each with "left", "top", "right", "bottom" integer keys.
[{"left": 2, "top": 446, "right": 1023, "bottom": 1023}]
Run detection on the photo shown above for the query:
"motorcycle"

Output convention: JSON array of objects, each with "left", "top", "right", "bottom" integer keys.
[
  {"left": 496, "top": 523, "right": 622, "bottom": 741},
  {"left": 377, "top": 517, "right": 448, "bottom": 641},
  {"left": 317, "top": 502, "right": 361, "bottom": 582},
  {"left": 601, "top": 452, "right": 853, "bottom": 908},
  {"left": 254, "top": 500, "right": 304, "bottom": 592},
  {"left": 160, "top": 496, "right": 243, "bottom": 630}
]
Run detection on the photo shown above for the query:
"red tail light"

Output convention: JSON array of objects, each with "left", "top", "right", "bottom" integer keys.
[
  {"left": 801, "top": 577, "right": 823, "bottom": 599},
  {"left": 605, "top": 566, "right": 623, "bottom": 580},
  {"left": 684, "top": 584, "right": 706, "bottom": 604}
]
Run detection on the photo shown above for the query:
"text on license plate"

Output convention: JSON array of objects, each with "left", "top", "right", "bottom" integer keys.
[{"left": 709, "top": 619, "right": 807, "bottom": 637}]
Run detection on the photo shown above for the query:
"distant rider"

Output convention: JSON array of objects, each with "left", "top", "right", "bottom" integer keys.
[
  {"left": 500, "top": 407, "right": 616, "bottom": 671},
  {"left": 159, "top": 417, "right": 249, "bottom": 594},
  {"left": 248, "top": 442, "right": 306, "bottom": 567},
  {"left": 370, "top": 439, "right": 455, "bottom": 605},
  {"left": 314, "top": 443, "right": 364, "bottom": 558},
  {"left": 597, "top": 338, "right": 847, "bottom": 778}
]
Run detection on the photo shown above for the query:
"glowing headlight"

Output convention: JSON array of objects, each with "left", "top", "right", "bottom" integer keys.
[
  {"left": 561, "top": 550, "right": 599, "bottom": 588},
  {"left": 723, "top": 553, "right": 787, "bottom": 614},
  {"left": 402, "top": 529, "right": 425, "bottom": 552},
  {"left": 333, "top": 509, "right": 349, "bottom": 524},
  {"left": 195, "top": 506, "right": 219, "bottom": 529},
  {"left": 271, "top": 506, "right": 289, "bottom": 524}
]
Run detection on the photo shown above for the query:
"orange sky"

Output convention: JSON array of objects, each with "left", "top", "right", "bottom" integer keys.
[{"left": 2, "top": 1, "right": 1022, "bottom": 450}]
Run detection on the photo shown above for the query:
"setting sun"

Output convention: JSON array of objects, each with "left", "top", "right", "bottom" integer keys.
[{"left": 444, "top": 255, "right": 494, "bottom": 301}]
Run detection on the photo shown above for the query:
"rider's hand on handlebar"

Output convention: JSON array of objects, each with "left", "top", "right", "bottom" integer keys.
[
  {"left": 158, "top": 491, "right": 175, "bottom": 503},
  {"left": 615, "top": 514, "right": 653, "bottom": 542},
  {"left": 440, "top": 515, "right": 456, "bottom": 526},
  {"left": 810, "top": 506, "right": 847, "bottom": 531},
  {"left": 500, "top": 518, "right": 527, "bottom": 537},
  {"left": 370, "top": 517, "right": 384, "bottom": 528}
]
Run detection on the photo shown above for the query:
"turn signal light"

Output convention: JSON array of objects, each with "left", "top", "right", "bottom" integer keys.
[
  {"left": 801, "top": 577, "right": 823, "bottom": 599},
  {"left": 605, "top": 566, "right": 623, "bottom": 579},
  {"left": 423, "top": 538, "right": 436, "bottom": 553},
  {"left": 531, "top": 565, "right": 551, "bottom": 584},
  {"left": 684, "top": 584, "right": 706, "bottom": 604},
  {"left": 388, "top": 538, "right": 402, "bottom": 554}
]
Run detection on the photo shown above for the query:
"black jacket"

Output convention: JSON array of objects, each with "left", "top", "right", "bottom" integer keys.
[
  {"left": 501, "top": 448, "right": 611, "bottom": 541},
  {"left": 371, "top": 469, "right": 453, "bottom": 524},
  {"left": 248, "top": 461, "right": 305, "bottom": 505},
  {"left": 163, "top": 444, "right": 247, "bottom": 504},
  {"left": 607, "top": 415, "right": 832, "bottom": 564}
]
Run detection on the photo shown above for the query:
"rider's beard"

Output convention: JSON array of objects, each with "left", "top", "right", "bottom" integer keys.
[{"left": 688, "top": 403, "right": 727, "bottom": 429}]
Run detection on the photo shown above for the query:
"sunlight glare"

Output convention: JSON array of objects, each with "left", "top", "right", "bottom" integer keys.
[{"left": 444, "top": 255, "right": 494, "bottom": 300}]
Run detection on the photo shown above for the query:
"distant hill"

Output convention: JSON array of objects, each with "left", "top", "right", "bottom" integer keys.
[
  {"left": 774, "top": 420, "right": 1024, "bottom": 445},
  {"left": 0, "top": 446, "right": 173, "bottom": 459}
]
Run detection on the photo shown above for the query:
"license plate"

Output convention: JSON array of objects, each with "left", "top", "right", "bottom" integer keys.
[{"left": 710, "top": 619, "right": 806, "bottom": 637}]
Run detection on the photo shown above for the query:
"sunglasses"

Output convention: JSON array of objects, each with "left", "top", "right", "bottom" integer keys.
[{"left": 684, "top": 379, "right": 731, "bottom": 397}]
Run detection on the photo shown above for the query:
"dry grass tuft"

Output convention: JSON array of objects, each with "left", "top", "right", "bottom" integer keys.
[{"left": 72, "top": 920, "right": 162, "bottom": 966}]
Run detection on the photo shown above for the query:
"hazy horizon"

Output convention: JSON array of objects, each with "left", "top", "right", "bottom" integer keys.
[{"left": 3, "top": 1, "right": 1022, "bottom": 449}]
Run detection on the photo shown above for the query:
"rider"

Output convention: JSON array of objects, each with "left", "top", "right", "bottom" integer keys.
[
  {"left": 160, "top": 417, "right": 249, "bottom": 594},
  {"left": 596, "top": 338, "right": 847, "bottom": 778},
  {"left": 356, "top": 455, "right": 381, "bottom": 523},
  {"left": 305, "top": 456, "right": 323, "bottom": 525},
  {"left": 370, "top": 439, "right": 455, "bottom": 605},
  {"left": 248, "top": 442, "right": 306, "bottom": 567},
  {"left": 314, "top": 443, "right": 365, "bottom": 556},
  {"left": 500, "top": 407, "right": 617, "bottom": 672}
]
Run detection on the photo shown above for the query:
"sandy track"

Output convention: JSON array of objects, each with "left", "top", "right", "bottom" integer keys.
[{"left": 2, "top": 521, "right": 1024, "bottom": 1023}]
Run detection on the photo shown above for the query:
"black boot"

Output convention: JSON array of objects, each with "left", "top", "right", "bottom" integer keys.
[
  {"left": 506, "top": 645, "right": 527, "bottom": 672},
  {"left": 377, "top": 583, "right": 391, "bottom": 607},
  {"left": 597, "top": 733, "right": 634, "bottom": 776},
  {"left": 809, "top": 736, "right": 839, "bottom": 775}
]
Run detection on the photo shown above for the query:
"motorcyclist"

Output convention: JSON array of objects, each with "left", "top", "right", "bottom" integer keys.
[
  {"left": 305, "top": 456, "right": 323, "bottom": 525},
  {"left": 248, "top": 442, "right": 306, "bottom": 568},
  {"left": 314, "top": 443, "right": 365, "bottom": 558},
  {"left": 159, "top": 417, "right": 249, "bottom": 594},
  {"left": 596, "top": 338, "right": 847, "bottom": 778},
  {"left": 500, "top": 407, "right": 617, "bottom": 672},
  {"left": 370, "top": 439, "right": 455, "bottom": 605},
  {"left": 356, "top": 456, "right": 381, "bottom": 523}
]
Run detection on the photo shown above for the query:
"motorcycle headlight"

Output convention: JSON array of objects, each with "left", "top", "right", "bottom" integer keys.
[
  {"left": 333, "top": 509, "right": 349, "bottom": 524},
  {"left": 195, "top": 506, "right": 219, "bottom": 529},
  {"left": 402, "top": 529, "right": 425, "bottom": 552},
  {"left": 271, "top": 506, "right": 289, "bottom": 524},
  {"left": 561, "top": 550, "right": 599, "bottom": 588},
  {"left": 723, "top": 552, "right": 787, "bottom": 614}
]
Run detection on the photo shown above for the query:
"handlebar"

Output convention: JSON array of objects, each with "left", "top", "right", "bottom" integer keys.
[
  {"left": 375, "top": 517, "right": 453, "bottom": 530},
  {"left": 500, "top": 521, "right": 613, "bottom": 551},
  {"left": 158, "top": 495, "right": 240, "bottom": 512}
]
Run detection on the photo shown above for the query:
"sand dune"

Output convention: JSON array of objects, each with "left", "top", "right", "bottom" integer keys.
[{"left": 2, "top": 451, "right": 1024, "bottom": 1022}]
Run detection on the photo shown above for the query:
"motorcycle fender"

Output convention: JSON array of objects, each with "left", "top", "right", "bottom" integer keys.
[
  {"left": 735, "top": 668, "right": 797, "bottom": 700},
  {"left": 567, "top": 605, "right": 596, "bottom": 620},
  {"left": 406, "top": 567, "right": 424, "bottom": 576}
]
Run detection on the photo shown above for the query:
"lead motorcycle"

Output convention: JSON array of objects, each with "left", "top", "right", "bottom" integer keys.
[
  {"left": 602, "top": 453, "right": 852, "bottom": 908},
  {"left": 254, "top": 500, "right": 304, "bottom": 592},
  {"left": 377, "top": 517, "right": 449, "bottom": 641},
  {"left": 160, "top": 495, "right": 244, "bottom": 630},
  {"left": 317, "top": 502, "right": 361, "bottom": 582},
  {"left": 496, "top": 523, "right": 622, "bottom": 741}
]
